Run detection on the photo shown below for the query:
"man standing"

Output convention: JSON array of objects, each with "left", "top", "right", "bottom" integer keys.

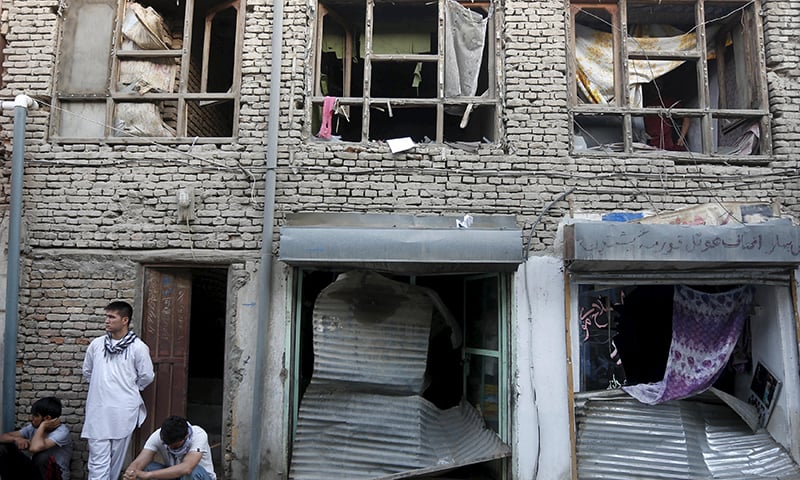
[
  {"left": 122, "top": 416, "right": 216, "bottom": 480},
  {"left": 0, "top": 396, "right": 73, "bottom": 480},
  {"left": 82, "top": 301, "right": 155, "bottom": 480}
]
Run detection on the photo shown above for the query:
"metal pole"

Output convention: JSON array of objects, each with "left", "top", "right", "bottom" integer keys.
[
  {"left": 249, "top": 0, "right": 284, "bottom": 476},
  {"left": 2, "top": 95, "right": 35, "bottom": 432}
]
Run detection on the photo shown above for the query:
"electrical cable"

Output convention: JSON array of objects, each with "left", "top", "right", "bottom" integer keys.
[{"left": 523, "top": 187, "right": 577, "bottom": 259}]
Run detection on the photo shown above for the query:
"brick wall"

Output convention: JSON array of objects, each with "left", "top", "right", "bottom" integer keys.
[
  {"left": 0, "top": 0, "right": 799, "bottom": 477},
  {"left": 16, "top": 255, "right": 138, "bottom": 477}
]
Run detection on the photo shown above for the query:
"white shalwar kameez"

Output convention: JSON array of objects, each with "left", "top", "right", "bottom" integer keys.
[{"left": 81, "top": 335, "right": 154, "bottom": 480}]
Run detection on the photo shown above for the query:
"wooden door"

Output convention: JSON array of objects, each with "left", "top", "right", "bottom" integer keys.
[{"left": 137, "top": 268, "right": 192, "bottom": 444}]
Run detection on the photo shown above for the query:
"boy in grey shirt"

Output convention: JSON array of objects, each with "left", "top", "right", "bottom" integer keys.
[{"left": 0, "top": 396, "right": 73, "bottom": 480}]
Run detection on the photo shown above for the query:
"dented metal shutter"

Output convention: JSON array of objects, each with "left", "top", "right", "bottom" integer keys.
[
  {"left": 289, "top": 271, "right": 511, "bottom": 480},
  {"left": 575, "top": 392, "right": 800, "bottom": 479}
]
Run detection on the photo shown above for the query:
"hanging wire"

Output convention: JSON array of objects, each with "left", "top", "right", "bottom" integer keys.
[
  {"left": 33, "top": 99, "right": 261, "bottom": 205},
  {"left": 523, "top": 187, "right": 577, "bottom": 258}
]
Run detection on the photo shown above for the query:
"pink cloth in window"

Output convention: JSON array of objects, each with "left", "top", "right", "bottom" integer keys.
[{"left": 317, "top": 96, "right": 337, "bottom": 139}]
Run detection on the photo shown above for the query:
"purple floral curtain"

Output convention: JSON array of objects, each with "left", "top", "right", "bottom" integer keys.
[{"left": 624, "top": 285, "right": 754, "bottom": 404}]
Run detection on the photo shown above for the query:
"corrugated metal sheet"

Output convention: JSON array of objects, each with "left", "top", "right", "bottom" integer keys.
[
  {"left": 291, "top": 389, "right": 511, "bottom": 480},
  {"left": 289, "top": 271, "right": 510, "bottom": 480},
  {"left": 279, "top": 212, "right": 523, "bottom": 274},
  {"left": 576, "top": 394, "right": 800, "bottom": 479},
  {"left": 310, "top": 271, "right": 433, "bottom": 392}
]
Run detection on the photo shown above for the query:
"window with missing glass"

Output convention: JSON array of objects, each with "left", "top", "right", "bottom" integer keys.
[
  {"left": 52, "top": 0, "right": 244, "bottom": 143},
  {"left": 310, "top": 0, "right": 500, "bottom": 145},
  {"left": 568, "top": 0, "right": 770, "bottom": 158}
]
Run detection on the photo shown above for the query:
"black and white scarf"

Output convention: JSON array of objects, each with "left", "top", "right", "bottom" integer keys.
[{"left": 103, "top": 330, "right": 137, "bottom": 358}]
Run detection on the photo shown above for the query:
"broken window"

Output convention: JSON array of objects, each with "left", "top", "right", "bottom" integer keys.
[
  {"left": 575, "top": 282, "right": 800, "bottom": 477},
  {"left": 569, "top": 0, "right": 770, "bottom": 158},
  {"left": 310, "top": 0, "right": 500, "bottom": 145},
  {"left": 52, "top": 0, "right": 243, "bottom": 142},
  {"left": 578, "top": 284, "right": 751, "bottom": 393},
  {"left": 289, "top": 270, "right": 511, "bottom": 480}
]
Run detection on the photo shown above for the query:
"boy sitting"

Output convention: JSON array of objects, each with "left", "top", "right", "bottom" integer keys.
[{"left": 0, "top": 396, "right": 73, "bottom": 480}]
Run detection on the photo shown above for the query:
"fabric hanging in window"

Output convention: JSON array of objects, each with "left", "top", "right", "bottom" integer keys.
[
  {"left": 623, "top": 284, "right": 754, "bottom": 404},
  {"left": 574, "top": 23, "right": 716, "bottom": 107},
  {"left": 444, "top": 0, "right": 489, "bottom": 100}
]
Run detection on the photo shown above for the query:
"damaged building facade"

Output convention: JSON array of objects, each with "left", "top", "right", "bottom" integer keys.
[{"left": 1, "top": 0, "right": 800, "bottom": 478}]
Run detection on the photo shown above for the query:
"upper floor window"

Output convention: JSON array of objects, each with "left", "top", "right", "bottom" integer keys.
[
  {"left": 53, "top": 0, "right": 243, "bottom": 143},
  {"left": 569, "top": 0, "right": 770, "bottom": 158},
  {"left": 310, "top": 0, "right": 500, "bottom": 145}
]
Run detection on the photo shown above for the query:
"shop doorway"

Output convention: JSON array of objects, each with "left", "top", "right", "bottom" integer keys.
[
  {"left": 574, "top": 281, "right": 800, "bottom": 477},
  {"left": 136, "top": 266, "right": 228, "bottom": 476},
  {"left": 290, "top": 270, "right": 511, "bottom": 480}
]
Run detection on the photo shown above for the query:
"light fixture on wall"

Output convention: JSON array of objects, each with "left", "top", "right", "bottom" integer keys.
[{"left": 176, "top": 187, "right": 194, "bottom": 223}]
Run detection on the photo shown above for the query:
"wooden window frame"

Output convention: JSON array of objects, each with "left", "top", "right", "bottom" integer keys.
[
  {"left": 308, "top": 0, "right": 502, "bottom": 144},
  {"left": 51, "top": 0, "right": 246, "bottom": 144},
  {"left": 567, "top": 0, "right": 771, "bottom": 161}
]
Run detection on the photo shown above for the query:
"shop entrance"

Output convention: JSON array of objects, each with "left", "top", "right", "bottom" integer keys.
[
  {"left": 290, "top": 270, "right": 511, "bottom": 480},
  {"left": 574, "top": 281, "right": 800, "bottom": 478}
]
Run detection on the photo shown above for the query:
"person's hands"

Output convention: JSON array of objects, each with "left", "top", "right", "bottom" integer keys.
[
  {"left": 40, "top": 417, "right": 61, "bottom": 432},
  {"left": 13, "top": 437, "right": 30, "bottom": 450},
  {"left": 123, "top": 467, "right": 148, "bottom": 480}
]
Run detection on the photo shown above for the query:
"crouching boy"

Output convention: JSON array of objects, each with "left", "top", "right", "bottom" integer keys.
[{"left": 122, "top": 416, "right": 215, "bottom": 480}]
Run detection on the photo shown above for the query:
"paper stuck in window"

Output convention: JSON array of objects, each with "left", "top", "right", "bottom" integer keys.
[{"left": 387, "top": 137, "right": 415, "bottom": 153}]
